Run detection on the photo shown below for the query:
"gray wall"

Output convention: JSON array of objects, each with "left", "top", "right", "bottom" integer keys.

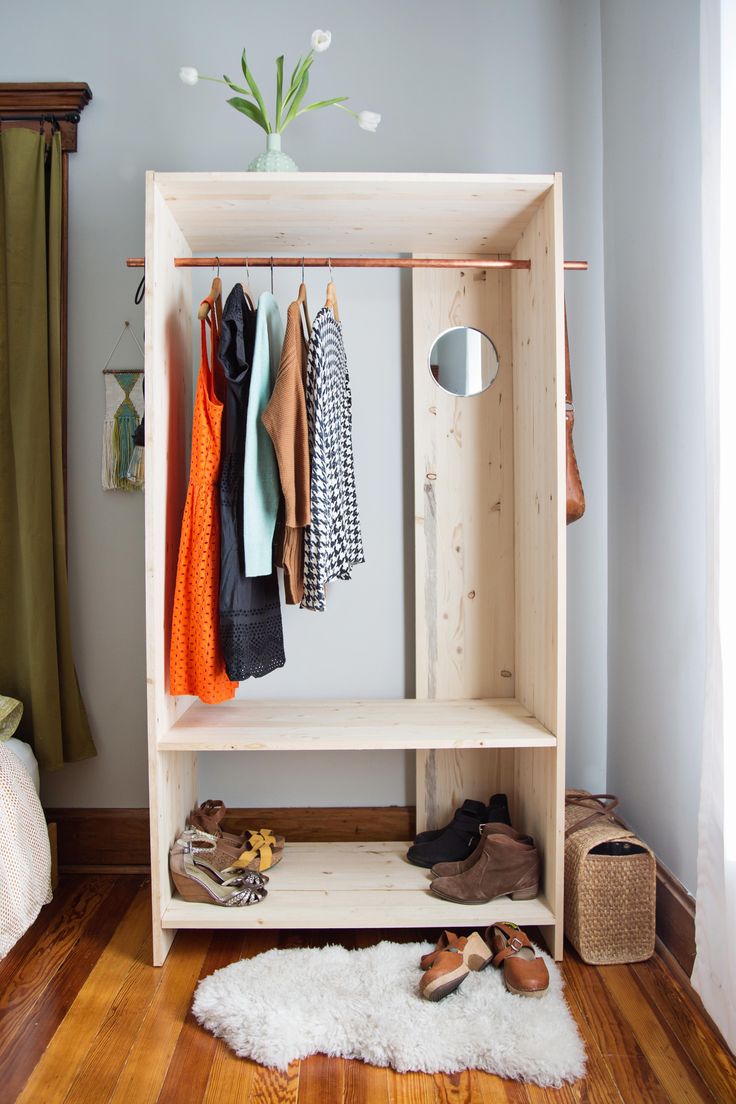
[
  {"left": 0, "top": 0, "right": 608, "bottom": 810},
  {"left": 601, "top": 0, "right": 705, "bottom": 893}
]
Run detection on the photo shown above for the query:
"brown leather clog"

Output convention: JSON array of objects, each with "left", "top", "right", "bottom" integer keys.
[
  {"left": 486, "top": 923, "right": 549, "bottom": 997},
  {"left": 419, "top": 931, "right": 493, "bottom": 1001}
]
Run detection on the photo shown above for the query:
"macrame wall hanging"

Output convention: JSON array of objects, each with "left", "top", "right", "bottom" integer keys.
[{"left": 101, "top": 321, "right": 145, "bottom": 491}]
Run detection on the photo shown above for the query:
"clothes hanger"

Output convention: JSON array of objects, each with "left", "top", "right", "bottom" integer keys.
[
  {"left": 297, "top": 257, "right": 312, "bottom": 337},
  {"left": 240, "top": 259, "right": 255, "bottom": 311},
  {"left": 325, "top": 258, "right": 340, "bottom": 322},
  {"left": 198, "top": 257, "right": 222, "bottom": 320}
]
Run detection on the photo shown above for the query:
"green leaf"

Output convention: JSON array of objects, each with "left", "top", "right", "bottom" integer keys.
[
  {"left": 280, "top": 66, "right": 311, "bottom": 130},
  {"left": 288, "top": 53, "right": 303, "bottom": 90},
  {"left": 298, "top": 96, "right": 349, "bottom": 114},
  {"left": 223, "top": 73, "right": 250, "bottom": 96},
  {"left": 275, "top": 55, "right": 284, "bottom": 130},
  {"left": 227, "top": 96, "right": 268, "bottom": 132},
  {"left": 241, "top": 49, "right": 271, "bottom": 131},
  {"left": 281, "top": 54, "right": 313, "bottom": 117}
]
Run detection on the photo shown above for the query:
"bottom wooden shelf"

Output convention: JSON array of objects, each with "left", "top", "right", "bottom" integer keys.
[{"left": 161, "top": 841, "right": 556, "bottom": 931}]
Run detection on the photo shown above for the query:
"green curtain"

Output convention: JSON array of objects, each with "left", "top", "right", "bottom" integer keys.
[{"left": 0, "top": 128, "right": 96, "bottom": 770}]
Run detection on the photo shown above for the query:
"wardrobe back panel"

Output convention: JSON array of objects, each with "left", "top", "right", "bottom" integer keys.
[{"left": 413, "top": 260, "right": 515, "bottom": 701}]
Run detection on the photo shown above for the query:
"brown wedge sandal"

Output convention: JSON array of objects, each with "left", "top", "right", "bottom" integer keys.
[
  {"left": 486, "top": 923, "right": 549, "bottom": 997},
  {"left": 176, "top": 831, "right": 269, "bottom": 886},
  {"left": 169, "top": 842, "right": 267, "bottom": 906},
  {"left": 189, "top": 800, "right": 286, "bottom": 860}
]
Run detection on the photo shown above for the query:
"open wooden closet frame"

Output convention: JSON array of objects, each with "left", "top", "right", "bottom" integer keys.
[{"left": 144, "top": 172, "right": 565, "bottom": 967}]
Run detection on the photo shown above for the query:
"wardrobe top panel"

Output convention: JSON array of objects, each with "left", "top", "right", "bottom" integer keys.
[{"left": 148, "top": 171, "right": 557, "bottom": 255}]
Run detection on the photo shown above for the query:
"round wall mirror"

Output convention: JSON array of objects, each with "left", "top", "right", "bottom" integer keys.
[{"left": 428, "top": 326, "right": 499, "bottom": 397}]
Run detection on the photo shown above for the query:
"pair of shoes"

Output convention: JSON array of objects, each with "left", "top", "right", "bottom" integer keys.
[
  {"left": 429, "top": 823, "right": 539, "bottom": 904},
  {"left": 419, "top": 925, "right": 549, "bottom": 1001},
  {"left": 406, "top": 793, "right": 511, "bottom": 869},
  {"left": 188, "top": 799, "right": 285, "bottom": 872},
  {"left": 169, "top": 838, "right": 267, "bottom": 907}
]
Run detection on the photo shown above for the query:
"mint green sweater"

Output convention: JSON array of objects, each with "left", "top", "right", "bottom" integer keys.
[{"left": 242, "top": 292, "right": 284, "bottom": 576}]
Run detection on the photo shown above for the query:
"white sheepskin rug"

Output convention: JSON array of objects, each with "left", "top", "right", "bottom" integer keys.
[{"left": 192, "top": 939, "right": 586, "bottom": 1087}]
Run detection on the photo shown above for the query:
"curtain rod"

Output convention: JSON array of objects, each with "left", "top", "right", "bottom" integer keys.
[{"left": 125, "top": 256, "right": 588, "bottom": 271}]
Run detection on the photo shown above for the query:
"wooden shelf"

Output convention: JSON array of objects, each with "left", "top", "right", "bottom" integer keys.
[
  {"left": 153, "top": 171, "right": 555, "bottom": 255},
  {"left": 160, "top": 698, "right": 556, "bottom": 752},
  {"left": 161, "top": 842, "right": 556, "bottom": 930}
]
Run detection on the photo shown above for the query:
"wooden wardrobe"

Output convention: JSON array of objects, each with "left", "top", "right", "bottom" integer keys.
[{"left": 143, "top": 172, "right": 565, "bottom": 966}]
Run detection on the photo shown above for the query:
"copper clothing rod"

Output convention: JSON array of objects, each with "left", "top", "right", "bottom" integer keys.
[{"left": 125, "top": 256, "right": 588, "bottom": 271}]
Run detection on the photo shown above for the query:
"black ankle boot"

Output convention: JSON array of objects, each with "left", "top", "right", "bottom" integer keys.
[
  {"left": 407, "top": 810, "right": 486, "bottom": 868},
  {"left": 412, "top": 799, "right": 487, "bottom": 847}
]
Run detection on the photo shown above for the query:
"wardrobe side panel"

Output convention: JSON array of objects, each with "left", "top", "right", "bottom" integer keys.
[
  {"left": 510, "top": 180, "right": 565, "bottom": 960},
  {"left": 510, "top": 185, "right": 565, "bottom": 737},
  {"left": 144, "top": 175, "right": 197, "bottom": 965},
  {"left": 413, "top": 259, "right": 515, "bottom": 831}
]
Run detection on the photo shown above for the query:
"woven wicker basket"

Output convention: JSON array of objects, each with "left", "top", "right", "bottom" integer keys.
[{"left": 564, "top": 790, "right": 656, "bottom": 964}]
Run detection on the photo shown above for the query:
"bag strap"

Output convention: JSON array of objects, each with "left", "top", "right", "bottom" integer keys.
[{"left": 565, "top": 793, "right": 620, "bottom": 839}]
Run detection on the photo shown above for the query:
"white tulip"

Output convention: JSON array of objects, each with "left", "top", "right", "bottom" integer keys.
[
  {"left": 311, "top": 29, "right": 332, "bottom": 52},
  {"left": 179, "top": 66, "right": 199, "bottom": 86},
  {"left": 357, "top": 110, "right": 381, "bottom": 133}
]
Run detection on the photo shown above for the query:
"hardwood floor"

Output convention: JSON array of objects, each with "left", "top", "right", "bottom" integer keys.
[{"left": 0, "top": 874, "right": 733, "bottom": 1103}]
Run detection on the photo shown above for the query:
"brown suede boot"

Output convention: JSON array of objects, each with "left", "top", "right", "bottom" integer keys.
[
  {"left": 429, "top": 831, "right": 539, "bottom": 904},
  {"left": 430, "top": 823, "right": 531, "bottom": 880}
]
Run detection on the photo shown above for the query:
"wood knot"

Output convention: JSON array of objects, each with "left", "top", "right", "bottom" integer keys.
[
  {"left": 467, "top": 590, "right": 476, "bottom": 600},
  {"left": 501, "top": 669, "right": 513, "bottom": 678},
  {"left": 426, "top": 472, "right": 437, "bottom": 481}
]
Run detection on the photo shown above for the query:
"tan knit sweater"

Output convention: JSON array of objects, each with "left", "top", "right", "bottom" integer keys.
[{"left": 262, "top": 300, "right": 311, "bottom": 604}]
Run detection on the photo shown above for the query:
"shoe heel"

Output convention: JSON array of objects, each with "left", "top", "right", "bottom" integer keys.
[{"left": 510, "top": 885, "right": 537, "bottom": 901}]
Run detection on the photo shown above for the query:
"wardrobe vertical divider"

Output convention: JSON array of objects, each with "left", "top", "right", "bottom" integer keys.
[{"left": 144, "top": 173, "right": 565, "bottom": 966}]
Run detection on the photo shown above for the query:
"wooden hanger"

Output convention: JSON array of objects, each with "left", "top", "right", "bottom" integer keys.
[
  {"left": 198, "top": 258, "right": 222, "bottom": 320},
  {"left": 325, "top": 259, "right": 340, "bottom": 322},
  {"left": 297, "top": 258, "right": 312, "bottom": 337}
]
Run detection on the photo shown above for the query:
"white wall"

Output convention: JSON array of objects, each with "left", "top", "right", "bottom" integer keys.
[
  {"left": 601, "top": 0, "right": 705, "bottom": 893},
  {"left": 0, "top": 0, "right": 608, "bottom": 809}
]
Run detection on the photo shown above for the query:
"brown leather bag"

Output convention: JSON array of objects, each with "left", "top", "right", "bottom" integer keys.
[{"left": 565, "top": 308, "right": 585, "bottom": 524}]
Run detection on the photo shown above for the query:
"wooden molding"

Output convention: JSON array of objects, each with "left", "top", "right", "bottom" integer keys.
[
  {"left": 0, "top": 82, "right": 92, "bottom": 152},
  {"left": 46, "top": 806, "right": 416, "bottom": 871},
  {"left": 655, "top": 856, "right": 696, "bottom": 977}
]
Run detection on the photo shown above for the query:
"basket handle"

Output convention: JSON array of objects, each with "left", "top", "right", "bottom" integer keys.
[{"left": 565, "top": 792, "right": 620, "bottom": 839}]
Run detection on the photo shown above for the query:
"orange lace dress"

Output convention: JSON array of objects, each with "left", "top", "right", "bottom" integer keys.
[{"left": 169, "top": 294, "right": 238, "bottom": 704}]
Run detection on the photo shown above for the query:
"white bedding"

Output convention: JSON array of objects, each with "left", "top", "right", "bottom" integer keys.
[{"left": 0, "top": 742, "right": 52, "bottom": 959}]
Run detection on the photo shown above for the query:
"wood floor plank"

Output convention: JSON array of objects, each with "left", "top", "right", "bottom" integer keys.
[
  {"left": 559, "top": 958, "right": 625, "bottom": 1104},
  {"left": 156, "top": 930, "right": 246, "bottom": 1104},
  {"left": 0, "top": 875, "right": 78, "bottom": 991},
  {"left": 433, "top": 1069, "right": 482, "bottom": 1103},
  {"left": 0, "top": 875, "right": 111, "bottom": 1020},
  {"left": 297, "top": 1053, "right": 346, "bottom": 1103},
  {"left": 15, "top": 882, "right": 151, "bottom": 1104},
  {"left": 387, "top": 1067, "right": 442, "bottom": 1103},
  {"left": 108, "top": 929, "right": 211, "bottom": 1104},
  {"left": 599, "top": 964, "right": 716, "bottom": 1104},
  {"left": 60, "top": 930, "right": 164, "bottom": 1104},
  {"left": 0, "top": 876, "right": 143, "bottom": 1104},
  {"left": 470, "top": 1070, "right": 530, "bottom": 1103},
  {"left": 630, "top": 955, "right": 736, "bottom": 1104},
  {"left": 249, "top": 1061, "right": 300, "bottom": 1104},
  {"left": 563, "top": 949, "right": 669, "bottom": 1103},
  {"left": 343, "top": 1059, "right": 390, "bottom": 1103}
]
